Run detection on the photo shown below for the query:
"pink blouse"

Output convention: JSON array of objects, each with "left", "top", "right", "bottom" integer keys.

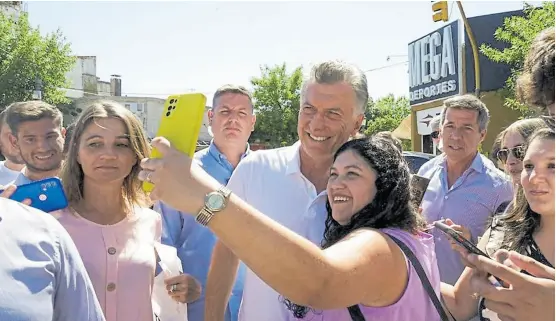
[{"left": 55, "top": 206, "right": 161, "bottom": 321}]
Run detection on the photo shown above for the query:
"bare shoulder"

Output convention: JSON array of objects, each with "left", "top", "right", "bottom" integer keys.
[{"left": 325, "top": 228, "right": 405, "bottom": 263}]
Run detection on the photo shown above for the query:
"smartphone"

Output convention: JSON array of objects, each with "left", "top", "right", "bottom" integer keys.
[
  {"left": 0, "top": 177, "right": 68, "bottom": 212},
  {"left": 434, "top": 221, "right": 503, "bottom": 286},
  {"left": 143, "top": 93, "right": 207, "bottom": 192},
  {"left": 410, "top": 175, "right": 430, "bottom": 208}
]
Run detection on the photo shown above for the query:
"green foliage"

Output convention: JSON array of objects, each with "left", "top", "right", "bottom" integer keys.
[
  {"left": 0, "top": 11, "right": 76, "bottom": 113},
  {"left": 363, "top": 94, "right": 411, "bottom": 150},
  {"left": 250, "top": 63, "right": 412, "bottom": 149},
  {"left": 250, "top": 63, "right": 303, "bottom": 148},
  {"left": 480, "top": 2, "right": 555, "bottom": 117}
]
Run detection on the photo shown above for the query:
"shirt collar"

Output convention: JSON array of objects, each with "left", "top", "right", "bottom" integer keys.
[
  {"left": 208, "top": 140, "right": 251, "bottom": 164},
  {"left": 439, "top": 152, "right": 485, "bottom": 174},
  {"left": 285, "top": 141, "right": 303, "bottom": 176}
]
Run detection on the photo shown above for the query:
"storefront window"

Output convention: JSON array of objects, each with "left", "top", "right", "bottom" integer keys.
[{"left": 422, "top": 134, "right": 434, "bottom": 154}]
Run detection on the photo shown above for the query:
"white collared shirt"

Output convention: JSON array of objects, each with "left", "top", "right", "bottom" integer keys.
[
  {"left": 227, "top": 141, "right": 328, "bottom": 321},
  {"left": 0, "top": 161, "right": 22, "bottom": 186}
]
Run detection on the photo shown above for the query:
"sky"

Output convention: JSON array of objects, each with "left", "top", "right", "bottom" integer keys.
[{"left": 25, "top": 0, "right": 536, "bottom": 103}]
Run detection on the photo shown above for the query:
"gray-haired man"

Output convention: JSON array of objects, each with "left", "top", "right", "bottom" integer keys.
[
  {"left": 418, "top": 94, "right": 513, "bottom": 288},
  {"left": 204, "top": 60, "right": 367, "bottom": 321}
]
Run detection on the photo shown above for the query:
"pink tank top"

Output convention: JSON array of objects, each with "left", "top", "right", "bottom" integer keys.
[{"left": 291, "top": 228, "right": 442, "bottom": 321}]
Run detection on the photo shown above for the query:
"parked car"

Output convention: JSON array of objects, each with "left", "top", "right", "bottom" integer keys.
[{"left": 402, "top": 151, "right": 435, "bottom": 174}]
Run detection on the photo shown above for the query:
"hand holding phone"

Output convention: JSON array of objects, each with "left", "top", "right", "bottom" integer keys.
[
  {"left": 0, "top": 177, "right": 68, "bottom": 212},
  {"left": 434, "top": 221, "right": 486, "bottom": 257},
  {"left": 143, "top": 93, "right": 207, "bottom": 192},
  {"left": 434, "top": 221, "right": 504, "bottom": 286},
  {"left": 0, "top": 185, "right": 32, "bottom": 206}
]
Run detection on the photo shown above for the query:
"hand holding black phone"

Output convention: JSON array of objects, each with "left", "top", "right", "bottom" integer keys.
[{"left": 434, "top": 221, "right": 504, "bottom": 286}]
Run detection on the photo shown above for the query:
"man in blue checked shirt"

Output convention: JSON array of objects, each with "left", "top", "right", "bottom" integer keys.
[
  {"left": 418, "top": 95, "right": 513, "bottom": 291},
  {"left": 155, "top": 84, "right": 256, "bottom": 321}
]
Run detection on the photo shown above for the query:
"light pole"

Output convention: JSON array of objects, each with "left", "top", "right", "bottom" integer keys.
[{"left": 32, "top": 77, "right": 43, "bottom": 100}]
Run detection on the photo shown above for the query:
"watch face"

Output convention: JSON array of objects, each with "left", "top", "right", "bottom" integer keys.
[{"left": 207, "top": 193, "right": 225, "bottom": 211}]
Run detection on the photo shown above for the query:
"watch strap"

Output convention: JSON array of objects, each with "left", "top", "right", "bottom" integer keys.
[{"left": 195, "top": 185, "right": 231, "bottom": 226}]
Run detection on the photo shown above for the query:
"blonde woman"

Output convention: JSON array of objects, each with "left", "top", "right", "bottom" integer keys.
[{"left": 55, "top": 101, "right": 199, "bottom": 321}]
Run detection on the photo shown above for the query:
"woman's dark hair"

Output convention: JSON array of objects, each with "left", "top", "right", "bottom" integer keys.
[
  {"left": 501, "top": 127, "right": 555, "bottom": 251},
  {"left": 490, "top": 131, "right": 504, "bottom": 169},
  {"left": 284, "top": 135, "right": 426, "bottom": 319},
  {"left": 516, "top": 27, "right": 555, "bottom": 114}
]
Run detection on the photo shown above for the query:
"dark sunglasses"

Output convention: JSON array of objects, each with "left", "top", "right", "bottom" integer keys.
[
  {"left": 497, "top": 145, "right": 524, "bottom": 163},
  {"left": 431, "top": 131, "right": 440, "bottom": 139}
]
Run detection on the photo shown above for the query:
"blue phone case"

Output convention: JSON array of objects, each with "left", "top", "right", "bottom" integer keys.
[{"left": 0, "top": 177, "right": 68, "bottom": 212}]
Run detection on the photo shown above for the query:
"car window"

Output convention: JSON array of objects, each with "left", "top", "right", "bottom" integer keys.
[{"left": 403, "top": 155, "right": 430, "bottom": 174}]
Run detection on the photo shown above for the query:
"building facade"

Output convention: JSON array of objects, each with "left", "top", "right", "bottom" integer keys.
[
  {"left": 398, "top": 10, "right": 524, "bottom": 155},
  {"left": 0, "top": 1, "right": 25, "bottom": 19}
]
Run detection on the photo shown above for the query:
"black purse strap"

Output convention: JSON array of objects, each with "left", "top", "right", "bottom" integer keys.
[{"left": 347, "top": 234, "right": 452, "bottom": 321}]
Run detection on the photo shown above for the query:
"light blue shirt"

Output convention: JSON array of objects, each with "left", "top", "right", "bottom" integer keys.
[
  {"left": 418, "top": 153, "right": 513, "bottom": 286},
  {"left": 12, "top": 171, "right": 34, "bottom": 186},
  {"left": 0, "top": 198, "right": 105, "bottom": 321},
  {"left": 155, "top": 141, "right": 250, "bottom": 321}
]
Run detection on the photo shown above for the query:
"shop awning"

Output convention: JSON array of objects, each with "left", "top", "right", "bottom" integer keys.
[{"left": 392, "top": 114, "right": 412, "bottom": 140}]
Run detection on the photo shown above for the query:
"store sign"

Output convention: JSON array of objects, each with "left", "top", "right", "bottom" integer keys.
[
  {"left": 416, "top": 107, "right": 443, "bottom": 135},
  {"left": 408, "top": 20, "right": 461, "bottom": 105}
]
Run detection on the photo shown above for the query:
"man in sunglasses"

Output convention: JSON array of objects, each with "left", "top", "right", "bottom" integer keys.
[{"left": 430, "top": 115, "right": 443, "bottom": 155}]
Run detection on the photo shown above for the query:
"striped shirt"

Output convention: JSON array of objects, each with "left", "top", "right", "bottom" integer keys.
[{"left": 418, "top": 153, "right": 513, "bottom": 286}]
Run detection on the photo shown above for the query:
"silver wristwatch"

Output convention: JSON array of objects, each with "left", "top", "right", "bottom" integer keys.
[{"left": 195, "top": 185, "right": 232, "bottom": 226}]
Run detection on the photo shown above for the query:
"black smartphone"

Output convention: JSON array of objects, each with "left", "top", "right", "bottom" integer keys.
[
  {"left": 410, "top": 175, "right": 430, "bottom": 208},
  {"left": 434, "top": 221, "right": 487, "bottom": 256},
  {"left": 434, "top": 221, "right": 503, "bottom": 286}
]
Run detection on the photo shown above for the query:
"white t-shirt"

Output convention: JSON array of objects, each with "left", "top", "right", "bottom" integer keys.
[
  {"left": 0, "top": 161, "right": 22, "bottom": 186},
  {"left": 227, "top": 141, "right": 328, "bottom": 321}
]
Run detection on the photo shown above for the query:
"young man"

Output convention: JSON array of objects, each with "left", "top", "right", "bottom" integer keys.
[
  {"left": 4, "top": 101, "right": 65, "bottom": 185},
  {"left": 155, "top": 85, "right": 256, "bottom": 321}
]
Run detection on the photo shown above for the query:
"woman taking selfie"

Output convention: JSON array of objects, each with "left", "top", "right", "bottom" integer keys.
[
  {"left": 55, "top": 101, "right": 198, "bottom": 321},
  {"left": 139, "top": 136, "right": 447, "bottom": 321}
]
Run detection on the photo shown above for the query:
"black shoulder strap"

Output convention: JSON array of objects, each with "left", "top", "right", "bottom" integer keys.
[
  {"left": 388, "top": 235, "right": 451, "bottom": 321},
  {"left": 495, "top": 200, "right": 511, "bottom": 215},
  {"left": 348, "top": 234, "right": 453, "bottom": 321}
]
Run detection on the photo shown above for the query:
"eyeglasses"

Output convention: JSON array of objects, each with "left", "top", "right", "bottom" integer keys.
[
  {"left": 431, "top": 131, "right": 439, "bottom": 139},
  {"left": 497, "top": 145, "right": 524, "bottom": 163}
]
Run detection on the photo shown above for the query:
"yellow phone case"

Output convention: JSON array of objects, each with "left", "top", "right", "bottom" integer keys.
[{"left": 143, "top": 93, "right": 207, "bottom": 192}]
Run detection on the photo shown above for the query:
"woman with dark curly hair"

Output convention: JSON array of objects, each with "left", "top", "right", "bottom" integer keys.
[{"left": 138, "top": 135, "right": 446, "bottom": 321}]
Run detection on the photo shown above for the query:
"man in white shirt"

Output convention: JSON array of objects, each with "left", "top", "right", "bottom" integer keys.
[
  {"left": 204, "top": 60, "right": 367, "bottom": 321},
  {"left": 0, "top": 109, "right": 24, "bottom": 185}
]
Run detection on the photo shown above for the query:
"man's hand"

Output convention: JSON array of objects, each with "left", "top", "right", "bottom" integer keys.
[
  {"left": 444, "top": 218, "right": 473, "bottom": 265},
  {"left": 467, "top": 250, "right": 555, "bottom": 321}
]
